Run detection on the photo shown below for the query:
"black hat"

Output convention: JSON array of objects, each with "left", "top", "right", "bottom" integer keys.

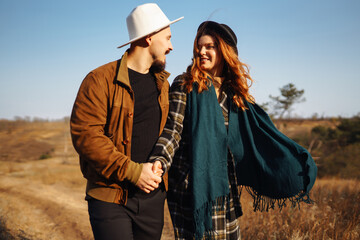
[{"left": 197, "top": 21, "right": 238, "bottom": 53}]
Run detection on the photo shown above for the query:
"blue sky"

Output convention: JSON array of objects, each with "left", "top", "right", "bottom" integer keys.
[{"left": 0, "top": 0, "right": 359, "bottom": 120}]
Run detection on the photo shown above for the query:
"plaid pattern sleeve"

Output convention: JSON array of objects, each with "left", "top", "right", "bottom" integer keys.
[
  {"left": 167, "top": 124, "right": 194, "bottom": 239},
  {"left": 149, "top": 76, "right": 187, "bottom": 173}
]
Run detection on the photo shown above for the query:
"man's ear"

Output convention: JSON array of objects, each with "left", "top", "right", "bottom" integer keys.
[{"left": 145, "top": 35, "right": 152, "bottom": 46}]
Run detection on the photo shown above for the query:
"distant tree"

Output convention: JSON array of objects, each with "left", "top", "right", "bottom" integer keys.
[{"left": 269, "top": 83, "right": 305, "bottom": 118}]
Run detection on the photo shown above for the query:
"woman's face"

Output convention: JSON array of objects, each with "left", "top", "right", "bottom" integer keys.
[{"left": 197, "top": 35, "right": 224, "bottom": 77}]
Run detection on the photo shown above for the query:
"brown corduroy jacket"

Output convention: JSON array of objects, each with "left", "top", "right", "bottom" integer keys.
[{"left": 70, "top": 51, "right": 170, "bottom": 205}]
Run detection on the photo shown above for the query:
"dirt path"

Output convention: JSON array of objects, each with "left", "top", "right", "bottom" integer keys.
[
  {"left": 0, "top": 158, "right": 93, "bottom": 240},
  {"left": 0, "top": 157, "right": 174, "bottom": 240}
]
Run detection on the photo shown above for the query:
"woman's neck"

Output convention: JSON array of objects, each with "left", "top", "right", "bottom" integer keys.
[{"left": 212, "top": 76, "right": 225, "bottom": 100}]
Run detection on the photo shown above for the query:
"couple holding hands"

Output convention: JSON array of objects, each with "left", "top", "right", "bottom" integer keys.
[{"left": 70, "top": 3, "right": 317, "bottom": 240}]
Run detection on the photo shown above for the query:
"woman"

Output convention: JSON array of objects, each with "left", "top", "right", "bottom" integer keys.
[{"left": 150, "top": 21, "right": 317, "bottom": 239}]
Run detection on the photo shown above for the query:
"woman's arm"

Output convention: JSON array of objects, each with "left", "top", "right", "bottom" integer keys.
[{"left": 149, "top": 76, "right": 187, "bottom": 173}]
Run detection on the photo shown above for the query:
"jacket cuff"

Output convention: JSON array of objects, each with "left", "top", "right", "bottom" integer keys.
[{"left": 124, "top": 161, "right": 143, "bottom": 185}]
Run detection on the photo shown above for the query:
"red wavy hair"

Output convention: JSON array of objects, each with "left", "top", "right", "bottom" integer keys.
[{"left": 182, "top": 25, "right": 255, "bottom": 110}]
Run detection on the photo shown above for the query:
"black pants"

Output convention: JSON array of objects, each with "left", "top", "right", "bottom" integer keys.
[{"left": 87, "top": 188, "right": 166, "bottom": 240}]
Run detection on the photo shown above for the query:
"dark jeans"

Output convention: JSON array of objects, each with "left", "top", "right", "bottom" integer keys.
[{"left": 87, "top": 187, "right": 166, "bottom": 240}]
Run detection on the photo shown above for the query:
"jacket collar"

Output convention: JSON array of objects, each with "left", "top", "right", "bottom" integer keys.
[
  {"left": 116, "top": 50, "right": 170, "bottom": 90},
  {"left": 154, "top": 70, "right": 170, "bottom": 91},
  {"left": 116, "top": 51, "right": 131, "bottom": 88}
]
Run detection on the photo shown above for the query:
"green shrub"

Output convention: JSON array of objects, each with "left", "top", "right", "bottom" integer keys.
[
  {"left": 310, "top": 116, "right": 360, "bottom": 179},
  {"left": 39, "top": 153, "right": 52, "bottom": 160}
]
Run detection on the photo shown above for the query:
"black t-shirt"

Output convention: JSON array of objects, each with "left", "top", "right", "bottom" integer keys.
[{"left": 128, "top": 68, "right": 160, "bottom": 164}]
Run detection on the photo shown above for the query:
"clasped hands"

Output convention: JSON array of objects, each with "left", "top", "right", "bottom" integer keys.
[{"left": 135, "top": 161, "right": 163, "bottom": 193}]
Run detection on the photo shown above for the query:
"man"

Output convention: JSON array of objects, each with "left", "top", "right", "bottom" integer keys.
[{"left": 70, "top": 3, "right": 183, "bottom": 240}]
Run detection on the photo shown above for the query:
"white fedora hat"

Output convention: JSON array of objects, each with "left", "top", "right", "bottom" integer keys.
[{"left": 117, "top": 3, "right": 184, "bottom": 48}]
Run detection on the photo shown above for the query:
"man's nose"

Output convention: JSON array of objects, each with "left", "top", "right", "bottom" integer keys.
[{"left": 169, "top": 41, "right": 173, "bottom": 51}]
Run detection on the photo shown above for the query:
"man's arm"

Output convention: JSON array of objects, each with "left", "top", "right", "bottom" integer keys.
[{"left": 71, "top": 72, "right": 160, "bottom": 190}]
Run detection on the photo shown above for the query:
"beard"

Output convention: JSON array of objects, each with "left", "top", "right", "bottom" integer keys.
[{"left": 150, "top": 59, "right": 166, "bottom": 73}]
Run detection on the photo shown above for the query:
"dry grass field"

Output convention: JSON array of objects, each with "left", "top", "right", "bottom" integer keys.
[{"left": 0, "top": 119, "right": 359, "bottom": 240}]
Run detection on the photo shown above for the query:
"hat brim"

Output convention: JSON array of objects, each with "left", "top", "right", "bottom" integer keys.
[{"left": 117, "top": 16, "right": 184, "bottom": 48}]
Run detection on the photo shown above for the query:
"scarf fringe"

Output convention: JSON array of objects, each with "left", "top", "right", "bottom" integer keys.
[
  {"left": 192, "top": 188, "right": 314, "bottom": 239},
  {"left": 242, "top": 186, "right": 314, "bottom": 212},
  {"left": 193, "top": 195, "right": 228, "bottom": 240}
]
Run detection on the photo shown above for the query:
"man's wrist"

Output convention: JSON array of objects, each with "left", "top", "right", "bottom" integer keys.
[{"left": 125, "top": 161, "right": 143, "bottom": 185}]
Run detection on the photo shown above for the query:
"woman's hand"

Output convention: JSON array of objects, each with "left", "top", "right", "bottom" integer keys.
[
  {"left": 152, "top": 161, "right": 164, "bottom": 177},
  {"left": 136, "top": 162, "right": 162, "bottom": 193}
]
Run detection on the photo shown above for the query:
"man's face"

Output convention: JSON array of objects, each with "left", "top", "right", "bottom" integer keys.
[{"left": 149, "top": 27, "right": 173, "bottom": 71}]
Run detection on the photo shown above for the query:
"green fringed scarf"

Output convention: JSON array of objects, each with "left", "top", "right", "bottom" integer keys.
[{"left": 186, "top": 81, "right": 317, "bottom": 239}]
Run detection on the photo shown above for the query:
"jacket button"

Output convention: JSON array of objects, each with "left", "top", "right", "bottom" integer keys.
[
  {"left": 122, "top": 139, "right": 129, "bottom": 145},
  {"left": 128, "top": 112, "right": 133, "bottom": 118}
]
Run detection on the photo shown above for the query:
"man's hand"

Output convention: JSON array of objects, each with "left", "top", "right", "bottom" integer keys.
[
  {"left": 152, "top": 161, "right": 163, "bottom": 177},
  {"left": 136, "top": 162, "right": 162, "bottom": 193}
]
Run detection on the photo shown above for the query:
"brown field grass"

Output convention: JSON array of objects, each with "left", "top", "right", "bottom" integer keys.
[
  {"left": 0, "top": 119, "right": 359, "bottom": 239},
  {"left": 239, "top": 178, "right": 360, "bottom": 240}
]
